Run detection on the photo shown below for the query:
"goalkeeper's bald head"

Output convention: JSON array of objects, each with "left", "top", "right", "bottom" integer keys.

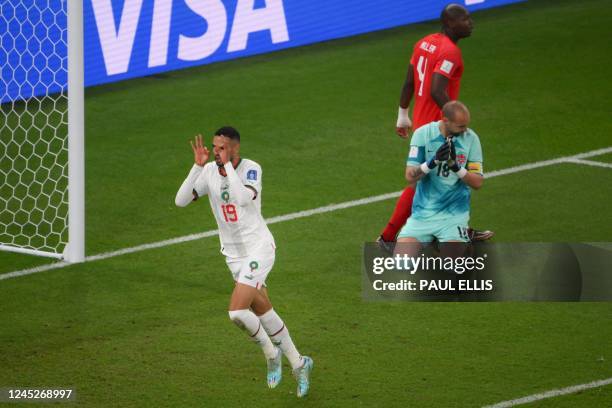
[{"left": 442, "top": 100, "right": 470, "bottom": 122}]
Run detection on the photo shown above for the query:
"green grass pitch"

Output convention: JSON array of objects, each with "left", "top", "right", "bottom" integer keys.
[{"left": 1, "top": 0, "right": 611, "bottom": 406}]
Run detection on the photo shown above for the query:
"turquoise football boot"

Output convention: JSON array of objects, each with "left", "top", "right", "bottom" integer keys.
[
  {"left": 267, "top": 347, "right": 282, "bottom": 388},
  {"left": 292, "top": 356, "right": 313, "bottom": 398}
]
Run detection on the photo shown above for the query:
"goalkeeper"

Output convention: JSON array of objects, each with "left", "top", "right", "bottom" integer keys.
[
  {"left": 175, "top": 127, "right": 313, "bottom": 397},
  {"left": 396, "top": 101, "right": 483, "bottom": 255}
]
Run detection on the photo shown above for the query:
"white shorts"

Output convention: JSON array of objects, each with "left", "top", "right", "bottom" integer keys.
[{"left": 225, "top": 242, "right": 275, "bottom": 289}]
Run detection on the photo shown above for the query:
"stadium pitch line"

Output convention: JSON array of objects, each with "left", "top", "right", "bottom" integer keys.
[
  {"left": 1, "top": 145, "right": 611, "bottom": 282},
  {"left": 482, "top": 376, "right": 612, "bottom": 407}
]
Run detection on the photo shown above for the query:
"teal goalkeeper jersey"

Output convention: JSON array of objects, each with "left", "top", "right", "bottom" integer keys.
[{"left": 407, "top": 121, "right": 484, "bottom": 221}]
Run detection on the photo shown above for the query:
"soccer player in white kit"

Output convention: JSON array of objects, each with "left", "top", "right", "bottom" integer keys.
[{"left": 175, "top": 127, "right": 313, "bottom": 397}]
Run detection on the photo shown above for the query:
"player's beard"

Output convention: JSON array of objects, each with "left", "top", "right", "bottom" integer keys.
[
  {"left": 215, "top": 156, "right": 227, "bottom": 176},
  {"left": 215, "top": 154, "right": 234, "bottom": 168}
]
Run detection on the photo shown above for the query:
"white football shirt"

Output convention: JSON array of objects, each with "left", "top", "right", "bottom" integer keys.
[{"left": 193, "top": 159, "right": 275, "bottom": 258}]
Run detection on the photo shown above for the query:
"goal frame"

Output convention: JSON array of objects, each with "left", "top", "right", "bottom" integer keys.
[
  {"left": 0, "top": 0, "right": 84, "bottom": 263},
  {"left": 66, "top": 0, "right": 84, "bottom": 263}
]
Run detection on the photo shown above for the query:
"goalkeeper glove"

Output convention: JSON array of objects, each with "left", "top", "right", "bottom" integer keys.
[
  {"left": 446, "top": 138, "right": 468, "bottom": 178},
  {"left": 447, "top": 138, "right": 460, "bottom": 172},
  {"left": 426, "top": 142, "right": 450, "bottom": 169}
]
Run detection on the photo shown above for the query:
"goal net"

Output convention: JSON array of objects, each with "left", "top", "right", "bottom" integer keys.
[{"left": 0, "top": 0, "right": 83, "bottom": 262}]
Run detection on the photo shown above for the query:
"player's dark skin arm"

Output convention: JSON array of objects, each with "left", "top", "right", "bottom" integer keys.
[
  {"left": 399, "top": 64, "right": 415, "bottom": 109},
  {"left": 398, "top": 65, "right": 417, "bottom": 188},
  {"left": 396, "top": 65, "right": 416, "bottom": 139},
  {"left": 430, "top": 73, "right": 451, "bottom": 108}
]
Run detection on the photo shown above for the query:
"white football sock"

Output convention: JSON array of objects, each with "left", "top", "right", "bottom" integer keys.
[
  {"left": 259, "top": 309, "right": 303, "bottom": 370},
  {"left": 228, "top": 309, "right": 276, "bottom": 360}
]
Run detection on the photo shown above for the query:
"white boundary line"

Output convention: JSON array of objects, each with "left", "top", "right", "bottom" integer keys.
[
  {"left": 483, "top": 377, "right": 612, "bottom": 408},
  {"left": 1, "top": 146, "right": 611, "bottom": 282},
  {"left": 565, "top": 158, "right": 612, "bottom": 169}
]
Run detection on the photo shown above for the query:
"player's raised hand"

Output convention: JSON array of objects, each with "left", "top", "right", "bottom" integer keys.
[
  {"left": 425, "top": 142, "right": 451, "bottom": 169},
  {"left": 447, "top": 138, "right": 461, "bottom": 172},
  {"left": 190, "top": 134, "right": 209, "bottom": 166},
  {"left": 435, "top": 142, "right": 450, "bottom": 163}
]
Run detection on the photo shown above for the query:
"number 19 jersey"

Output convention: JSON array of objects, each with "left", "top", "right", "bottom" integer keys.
[
  {"left": 193, "top": 159, "right": 275, "bottom": 258},
  {"left": 410, "top": 33, "right": 464, "bottom": 130}
]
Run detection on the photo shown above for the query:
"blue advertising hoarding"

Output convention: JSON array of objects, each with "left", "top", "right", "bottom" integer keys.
[{"left": 1, "top": 0, "right": 524, "bottom": 103}]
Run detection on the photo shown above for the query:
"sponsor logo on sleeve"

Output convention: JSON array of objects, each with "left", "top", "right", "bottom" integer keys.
[
  {"left": 247, "top": 169, "right": 257, "bottom": 182},
  {"left": 409, "top": 146, "right": 419, "bottom": 158},
  {"left": 440, "top": 59, "right": 454, "bottom": 74}
]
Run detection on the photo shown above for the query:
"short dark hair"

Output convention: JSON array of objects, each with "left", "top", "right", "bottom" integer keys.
[
  {"left": 440, "top": 3, "right": 468, "bottom": 26},
  {"left": 214, "top": 126, "right": 240, "bottom": 142}
]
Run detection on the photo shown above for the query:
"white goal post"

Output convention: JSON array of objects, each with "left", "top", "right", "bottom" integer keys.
[{"left": 0, "top": 0, "right": 84, "bottom": 262}]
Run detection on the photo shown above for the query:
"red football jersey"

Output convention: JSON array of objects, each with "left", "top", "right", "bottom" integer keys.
[{"left": 409, "top": 33, "right": 464, "bottom": 129}]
